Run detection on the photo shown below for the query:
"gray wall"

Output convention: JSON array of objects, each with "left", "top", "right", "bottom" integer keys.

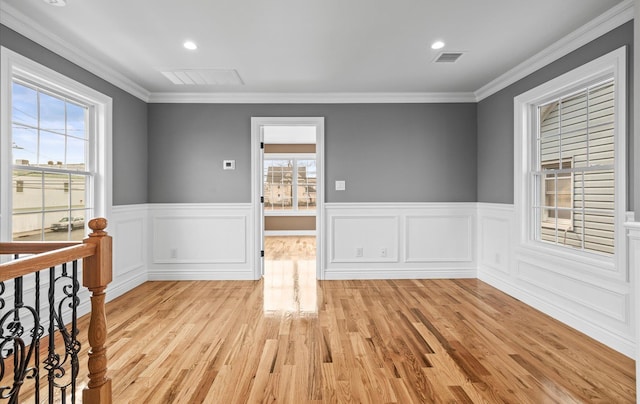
[
  {"left": 4, "top": 20, "right": 632, "bottom": 209},
  {"left": 0, "top": 25, "right": 149, "bottom": 206},
  {"left": 148, "top": 103, "right": 477, "bottom": 203},
  {"left": 636, "top": 4, "right": 640, "bottom": 220},
  {"left": 477, "top": 21, "right": 634, "bottom": 207}
]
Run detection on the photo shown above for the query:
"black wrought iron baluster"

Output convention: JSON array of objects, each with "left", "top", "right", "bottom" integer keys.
[
  {"left": 0, "top": 281, "right": 5, "bottom": 311},
  {"left": 13, "top": 276, "right": 22, "bottom": 395},
  {"left": 0, "top": 270, "right": 40, "bottom": 404},
  {"left": 46, "top": 265, "right": 56, "bottom": 403},
  {"left": 34, "top": 271, "right": 41, "bottom": 403},
  {"left": 60, "top": 263, "right": 68, "bottom": 403},
  {"left": 11, "top": 276, "right": 24, "bottom": 404},
  {"left": 26, "top": 270, "right": 45, "bottom": 402},
  {"left": 71, "top": 260, "right": 79, "bottom": 403},
  {"left": 0, "top": 280, "right": 10, "bottom": 400},
  {"left": 0, "top": 280, "right": 4, "bottom": 394},
  {"left": 57, "top": 261, "right": 81, "bottom": 403},
  {"left": 41, "top": 261, "right": 81, "bottom": 403}
]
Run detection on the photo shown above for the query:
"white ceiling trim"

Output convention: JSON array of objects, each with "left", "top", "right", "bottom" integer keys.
[
  {"left": 474, "top": 0, "right": 634, "bottom": 101},
  {"left": 0, "top": 2, "right": 151, "bottom": 101},
  {"left": 147, "top": 91, "right": 477, "bottom": 104}
]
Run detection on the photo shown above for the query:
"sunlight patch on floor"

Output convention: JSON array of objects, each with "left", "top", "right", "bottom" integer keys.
[{"left": 263, "top": 236, "right": 317, "bottom": 314}]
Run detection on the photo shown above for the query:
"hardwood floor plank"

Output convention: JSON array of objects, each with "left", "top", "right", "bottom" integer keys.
[{"left": 246, "top": 338, "right": 279, "bottom": 403}]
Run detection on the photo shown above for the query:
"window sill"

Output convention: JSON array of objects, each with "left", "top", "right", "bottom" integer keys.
[{"left": 518, "top": 239, "right": 615, "bottom": 273}]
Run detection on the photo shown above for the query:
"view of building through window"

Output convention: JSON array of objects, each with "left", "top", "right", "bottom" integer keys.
[
  {"left": 534, "top": 79, "right": 615, "bottom": 255},
  {"left": 11, "top": 80, "right": 92, "bottom": 241},
  {"left": 263, "top": 159, "right": 316, "bottom": 211}
]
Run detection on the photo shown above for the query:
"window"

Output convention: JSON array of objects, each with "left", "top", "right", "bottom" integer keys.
[
  {"left": 515, "top": 47, "right": 625, "bottom": 262},
  {"left": 263, "top": 157, "right": 316, "bottom": 212},
  {"left": 11, "top": 81, "right": 91, "bottom": 241},
  {"left": 1, "top": 47, "right": 112, "bottom": 243},
  {"left": 534, "top": 80, "right": 616, "bottom": 255}
]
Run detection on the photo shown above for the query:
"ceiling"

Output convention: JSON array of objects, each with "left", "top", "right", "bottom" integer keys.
[{"left": 0, "top": 0, "right": 631, "bottom": 102}]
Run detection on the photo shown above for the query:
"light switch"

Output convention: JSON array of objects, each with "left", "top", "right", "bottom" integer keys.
[
  {"left": 223, "top": 160, "right": 235, "bottom": 170},
  {"left": 335, "top": 180, "right": 346, "bottom": 191}
]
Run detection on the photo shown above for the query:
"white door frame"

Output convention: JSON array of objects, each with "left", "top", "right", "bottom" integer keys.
[{"left": 251, "top": 117, "right": 325, "bottom": 280}]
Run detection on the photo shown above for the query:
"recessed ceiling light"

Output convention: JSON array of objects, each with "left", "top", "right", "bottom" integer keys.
[
  {"left": 431, "top": 41, "right": 445, "bottom": 50},
  {"left": 183, "top": 41, "right": 198, "bottom": 50},
  {"left": 43, "top": 0, "right": 66, "bottom": 6}
]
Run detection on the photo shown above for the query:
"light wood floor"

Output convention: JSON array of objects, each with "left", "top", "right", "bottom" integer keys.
[{"left": 24, "top": 237, "right": 637, "bottom": 402}]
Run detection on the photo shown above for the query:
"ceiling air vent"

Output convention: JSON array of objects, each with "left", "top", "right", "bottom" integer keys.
[
  {"left": 433, "top": 52, "right": 464, "bottom": 63},
  {"left": 160, "top": 69, "right": 244, "bottom": 85}
]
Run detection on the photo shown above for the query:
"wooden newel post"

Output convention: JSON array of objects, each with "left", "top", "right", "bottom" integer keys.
[{"left": 82, "top": 218, "right": 113, "bottom": 404}]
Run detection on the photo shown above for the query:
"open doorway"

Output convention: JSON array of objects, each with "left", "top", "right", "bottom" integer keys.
[{"left": 251, "top": 117, "right": 324, "bottom": 284}]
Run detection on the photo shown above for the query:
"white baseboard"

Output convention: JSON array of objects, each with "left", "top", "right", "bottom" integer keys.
[
  {"left": 324, "top": 267, "right": 476, "bottom": 280},
  {"left": 479, "top": 270, "right": 635, "bottom": 358},
  {"left": 147, "top": 269, "right": 255, "bottom": 281},
  {"left": 106, "top": 270, "right": 148, "bottom": 302}
]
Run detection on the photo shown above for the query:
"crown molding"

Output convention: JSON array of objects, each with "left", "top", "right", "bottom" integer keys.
[
  {"left": 147, "top": 91, "right": 477, "bottom": 104},
  {"left": 474, "top": 0, "right": 634, "bottom": 101},
  {"left": 0, "top": 2, "right": 151, "bottom": 102}
]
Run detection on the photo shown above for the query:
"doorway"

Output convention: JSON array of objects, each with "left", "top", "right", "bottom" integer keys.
[{"left": 251, "top": 117, "right": 324, "bottom": 281}]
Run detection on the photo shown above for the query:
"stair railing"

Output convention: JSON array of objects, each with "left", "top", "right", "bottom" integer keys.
[{"left": 0, "top": 218, "right": 112, "bottom": 403}]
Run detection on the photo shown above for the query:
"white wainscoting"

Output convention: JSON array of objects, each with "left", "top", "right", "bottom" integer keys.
[
  {"left": 147, "top": 203, "right": 255, "bottom": 280},
  {"left": 109, "top": 204, "right": 149, "bottom": 301},
  {"left": 324, "top": 203, "right": 477, "bottom": 279},
  {"left": 627, "top": 222, "right": 640, "bottom": 396},
  {"left": 478, "top": 203, "right": 636, "bottom": 358}
]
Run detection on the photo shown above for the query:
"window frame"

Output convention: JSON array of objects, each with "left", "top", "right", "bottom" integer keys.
[
  {"left": 513, "top": 46, "right": 626, "bottom": 275},
  {"left": 1, "top": 47, "right": 113, "bottom": 242}
]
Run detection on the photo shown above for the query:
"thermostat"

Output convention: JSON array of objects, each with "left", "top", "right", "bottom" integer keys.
[{"left": 223, "top": 160, "right": 236, "bottom": 170}]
